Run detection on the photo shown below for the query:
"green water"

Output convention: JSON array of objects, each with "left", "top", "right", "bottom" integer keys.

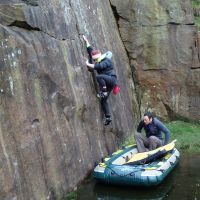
[{"left": 74, "top": 154, "right": 200, "bottom": 200}]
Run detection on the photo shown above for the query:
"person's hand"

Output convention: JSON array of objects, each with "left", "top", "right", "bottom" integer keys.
[
  {"left": 86, "top": 60, "right": 94, "bottom": 68},
  {"left": 83, "top": 35, "right": 90, "bottom": 47},
  {"left": 83, "top": 35, "right": 88, "bottom": 43},
  {"left": 86, "top": 59, "right": 89, "bottom": 66}
]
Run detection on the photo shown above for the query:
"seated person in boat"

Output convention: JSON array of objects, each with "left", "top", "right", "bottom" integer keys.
[{"left": 135, "top": 112, "right": 170, "bottom": 153}]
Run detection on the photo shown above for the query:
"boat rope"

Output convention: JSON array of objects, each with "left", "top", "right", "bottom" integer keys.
[
  {"left": 107, "top": 165, "right": 145, "bottom": 177},
  {"left": 107, "top": 165, "right": 168, "bottom": 177},
  {"left": 105, "top": 159, "right": 176, "bottom": 177}
]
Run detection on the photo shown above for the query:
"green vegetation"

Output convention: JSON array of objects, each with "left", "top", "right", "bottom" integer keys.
[
  {"left": 166, "top": 121, "right": 200, "bottom": 153},
  {"left": 195, "top": 16, "right": 200, "bottom": 30},
  {"left": 191, "top": 0, "right": 200, "bottom": 8},
  {"left": 191, "top": 0, "right": 200, "bottom": 30},
  {"left": 120, "top": 136, "right": 135, "bottom": 147},
  {"left": 63, "top": 192, "right": 78, "bottom": 200}
]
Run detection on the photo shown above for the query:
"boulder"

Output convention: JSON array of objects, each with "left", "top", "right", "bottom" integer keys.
[
  {"left": 110, "top": 0, "right": 200, "bottom": 121},
  {"left": 0, "top": 1, "right": 139, "bottom": 199}
]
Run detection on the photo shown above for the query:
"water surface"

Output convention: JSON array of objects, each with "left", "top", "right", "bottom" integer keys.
[{"left": 76, "top": 154, "right": 200, "bottom": 200}]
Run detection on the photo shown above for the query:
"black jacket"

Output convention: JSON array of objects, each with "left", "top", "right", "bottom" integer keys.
[{"left": 87, "top": 46, "right": 116, "bottom": 77}]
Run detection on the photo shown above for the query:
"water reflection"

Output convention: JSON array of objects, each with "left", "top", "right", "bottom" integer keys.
[
  {"left": 93, "top": 170, "right": 176, "bottom": 200},
  {"left": 168, "top": 154, "right": 200, "bottom": 200},
  {"left": 76, "top": 154, "right": 200, "bottom": 200}
]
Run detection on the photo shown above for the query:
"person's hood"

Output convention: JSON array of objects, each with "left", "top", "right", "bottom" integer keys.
[{"left": 97, "top": 51, "right": 112, "bottom": 62}]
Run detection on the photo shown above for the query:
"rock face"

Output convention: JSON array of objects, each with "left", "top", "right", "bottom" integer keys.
[
  {"left": 0, "top": 1, "right": 139, "bottom": 199},
  {"left": 110, "top": 0, "right": 200, "bottom": 121},
  {"left": 0, "top": 0, "right": 199, "bottom": 199}
]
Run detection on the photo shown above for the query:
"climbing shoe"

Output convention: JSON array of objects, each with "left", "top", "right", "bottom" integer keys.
[
  {"left": 97, "top": 91, "right": 108, "bottom": 99},
  {"left": 104, "top": 117, "right": 112, "bottom": 126}
]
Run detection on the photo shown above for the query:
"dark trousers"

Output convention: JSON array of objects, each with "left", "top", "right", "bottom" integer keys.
[
  {"left": 96, "top": 74, "right": 116, "bottom": 91},
  {"left": 96, "top": 74, "right": 116, "bottom": 117},
  {"left": 101, "top": 93, "right": 111, "bottom": 117}
]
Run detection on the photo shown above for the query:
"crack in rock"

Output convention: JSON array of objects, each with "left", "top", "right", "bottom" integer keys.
[{"left": 6, "top": 20, "right": 67, "bottom": 41}]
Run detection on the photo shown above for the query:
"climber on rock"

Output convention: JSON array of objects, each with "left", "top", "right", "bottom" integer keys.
[{"left": 83, "top": 35, "right": 119, "bottom": 125}]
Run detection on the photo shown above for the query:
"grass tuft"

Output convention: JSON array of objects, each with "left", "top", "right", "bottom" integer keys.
[
  {"left": 192, "top": 0, "right": 200, "bottom": 8},
  {"left": 63, "top": 192, "right": 78, "bottom": 200},
  {"left": 194, "top": 16, "right": 200, "bottom": 30},
  {"left": 166, "top": 121, "right": 200, "bottom": 153}
]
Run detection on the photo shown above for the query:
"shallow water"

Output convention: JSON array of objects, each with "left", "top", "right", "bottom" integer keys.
[{"left": 75, "top": 154, "right": 200, "bottom": 200}]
